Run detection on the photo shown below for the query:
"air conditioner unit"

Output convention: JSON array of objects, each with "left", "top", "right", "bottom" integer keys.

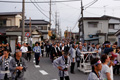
[{"left": 97, "top": 30, "right": 101, "bottom": 33}]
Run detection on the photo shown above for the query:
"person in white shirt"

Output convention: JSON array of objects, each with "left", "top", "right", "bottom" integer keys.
[
  {"left": 101, "top": 54, "right": 111, "bottom": 80},
  {"left": 20, "top": 43, "right": 28, "bottom": 60}
]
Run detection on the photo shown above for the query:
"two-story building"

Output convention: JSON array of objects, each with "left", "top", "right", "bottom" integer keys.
[
  {"left": 0, "top": 12, "right": 50, "bottom": 54},
  {"left": 25, "top": 19, "right": 50, "bottom": 42},
  {"left": 0, "top": 12, "right": 22, "bottom": 43},
  {"left": 78, "top": 15, "right": 120, "bottom": 44}
]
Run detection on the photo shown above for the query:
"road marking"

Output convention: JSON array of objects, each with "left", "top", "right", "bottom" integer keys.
[
  {"left": 34, "top": 65, "right": 40, "bottom": 68},
  {"left": 33, "top": 61, "right": 35, "bottom": 63},
  {"left": 51, "top": 79, "right": 57, "bottom": 80},
  {"left": 39, "top": 70, "right": 48, "bottom": 75}
]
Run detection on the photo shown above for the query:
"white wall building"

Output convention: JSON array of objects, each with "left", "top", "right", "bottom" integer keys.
[{"left": 79, "top": 15, "right": 120, "bottom": 44}]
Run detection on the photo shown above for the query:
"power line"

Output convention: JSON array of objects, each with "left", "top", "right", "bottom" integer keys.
[
  {"left": 0, "top": 0, "right": 81, "bottom": 3},
  {"left": 84, "top": 10, "right": 101, "bottom": 16},
  {"left": 84, "top": 0, "right": 98, "bottom": 10},
  {"left": 34, "top": 0, "right": 49, "bottom": 12},
  {"left": 60, "top": 3, "right": 80, "bottom": 10},
  {"left": 30, "top": 0, "right": 49, "bottom": 19},
  {"left": 72, "top": 12, "right": 81, "bottom": 30}
]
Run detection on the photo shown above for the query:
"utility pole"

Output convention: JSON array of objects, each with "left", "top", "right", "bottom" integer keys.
[
  {"left": 22, "top": 0, "right": 25, "bottom": 44},
  {"left": 60, "top": 29, "right": 62, "bottom": 40},
  {"left": 49, "top": 0, "right": 52, "bottom": 30},
  {"left": 29, "top": 17, "right": 32, "bottom": 47},
  {"left": 70, "top": 27, "right": 71, "bottom": 40},
  {"left": 58, "top": 19, "right": 60, "bottom": 36},
  {"left": 55, "top": 12, "right": 57, "bottom": 35},
  {"left": 66, "top": 26, "right": 69, "bottom": 39},
  {"left": 81, "top": 0, "right": 84, "bottom": 43}
]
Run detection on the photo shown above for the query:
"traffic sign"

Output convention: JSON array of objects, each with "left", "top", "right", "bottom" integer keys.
[{"left": 25, "top": 32, "right": 30, "bottom": 37}]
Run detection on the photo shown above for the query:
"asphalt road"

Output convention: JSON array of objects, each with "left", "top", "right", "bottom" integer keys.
[{"left": 24, "top": 55, "right": 120, "bottom": 80}]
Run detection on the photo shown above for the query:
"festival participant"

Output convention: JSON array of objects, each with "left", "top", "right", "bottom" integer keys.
[
  {"left": 33, "top": 42, "right": 41, "bottom": 65},
  {"left": 88, "top": 58, "right": 103, "bottom": 80},
  {"left": 53, "top": 51, "right": 71, "bottom": 80},
  {"left": 9, "top": 49, "right": 27, "bottom": 80},
  {"left": 101, "top": 54, "right": 112, "bottom": 80},
  {"left": 0, "top": 50, "right": 12, "bottom": 80}
]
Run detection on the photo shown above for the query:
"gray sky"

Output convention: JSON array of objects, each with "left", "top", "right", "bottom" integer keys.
[{"left": 1, "top": 0, "right": 120, "bottom": 35}]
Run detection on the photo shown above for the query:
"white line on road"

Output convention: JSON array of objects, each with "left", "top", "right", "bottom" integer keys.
[
  {"left": 39, "top": 70, "right": 48, "bottom": 75},
  {"left": 51, "top": 79, "right": 57, "bottom": 80},
  {"left": 33, "top": 61, "right": 35, "bottom": 63},
  {"left": 34, "top": 65, "right": 40, "bottom": 68}
]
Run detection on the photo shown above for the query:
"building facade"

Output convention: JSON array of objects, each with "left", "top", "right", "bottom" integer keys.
[
  {"left": 25, "top": 20, "right": 50, "bottom": 41},
  {"left": 79, "top": 15, "right": 120, "bottom": 44}
]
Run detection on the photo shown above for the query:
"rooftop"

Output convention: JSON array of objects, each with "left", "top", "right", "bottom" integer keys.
[
  {"left": 79, "top": 15, "right": 120, "bottom": 22},
  {"left": 0, "top": 12, "right": 22, "bottom": 16},
  {"left": 25, "top": 20, "right": 50, "bottom": 25}
]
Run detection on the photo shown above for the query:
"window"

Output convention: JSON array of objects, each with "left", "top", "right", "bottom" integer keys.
[
  {"left": 0, "top": 20, "right": 6, "bottom": 26},
  {"left": 88, "top": 22, "right": 98, "bottom": 28},
  {"left": 109, "top": 24, "right": 114, "bottom": 29},
  {"left": 38, "top": 26, "right": 43, "bottom": 30},
  {"left": 43, "top": 26, "right": 47, "bottom": 30}
]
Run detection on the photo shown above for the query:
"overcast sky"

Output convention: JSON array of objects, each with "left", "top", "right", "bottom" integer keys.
[{"left": 1, "top": 0, "right": 120, "bottom": 36}]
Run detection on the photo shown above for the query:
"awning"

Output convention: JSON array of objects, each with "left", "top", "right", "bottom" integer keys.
[{"left": 85, "top": 37, "right": 101, "bottom": 41}]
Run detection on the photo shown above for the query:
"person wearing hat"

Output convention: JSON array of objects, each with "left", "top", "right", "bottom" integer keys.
[
  {"left": 103, "top": 41, "right": 113, "bottom": 55},
  {"left": 88, "top": 58, "right": 103, "bottom": 80},
  {"left": 33, "top": 42, "right": 41, "bottom": 65},
  {"left": 53, "top": 51, "right": 71, "bottom": 80},
  {"left": 0, "top": 49, "right": 12, "bottom": 80},
  {"left": 9, "top": 49, "right": 27, "bottom": 80}
]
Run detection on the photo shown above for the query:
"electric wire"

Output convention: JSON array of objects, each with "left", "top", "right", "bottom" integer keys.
[
  {"left": 30, "top": 0, "right": 49, "bottom": 19},
  {"left": 0, "top": 0, "right": 81, "bottom": 3}
]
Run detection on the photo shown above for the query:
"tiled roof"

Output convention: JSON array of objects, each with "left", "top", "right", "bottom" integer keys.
[
  {"left": 25, "top": 20, "right": 50, "bottom": 25},
  {"left": 6, "top": 27, "right": 35, "bottom": 32},
  {"left": 0, "top": 12, "right": 22, "bottom": 16},
  {"left": 0, "top": 26, "right": 16, "bottom": 33}
]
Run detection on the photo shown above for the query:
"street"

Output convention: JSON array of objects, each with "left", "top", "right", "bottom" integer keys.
[{"left": 24, "top": 54, "right": 120, "bottom": 80}]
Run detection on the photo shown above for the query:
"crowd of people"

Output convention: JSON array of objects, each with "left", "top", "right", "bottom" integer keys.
[
  {"left": 0, "top": 43, "right": 27, "bottom": 80},
  {"left": 51, "top": 41, "right": 120, "bottom": 80},
  {"left": 0, "top": 40, "right": 120, "bottom": 80}
]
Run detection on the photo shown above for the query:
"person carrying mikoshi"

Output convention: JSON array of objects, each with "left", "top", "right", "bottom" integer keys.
[{"left": 53, "top": 51, "right": 71, "bottom": 80}]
